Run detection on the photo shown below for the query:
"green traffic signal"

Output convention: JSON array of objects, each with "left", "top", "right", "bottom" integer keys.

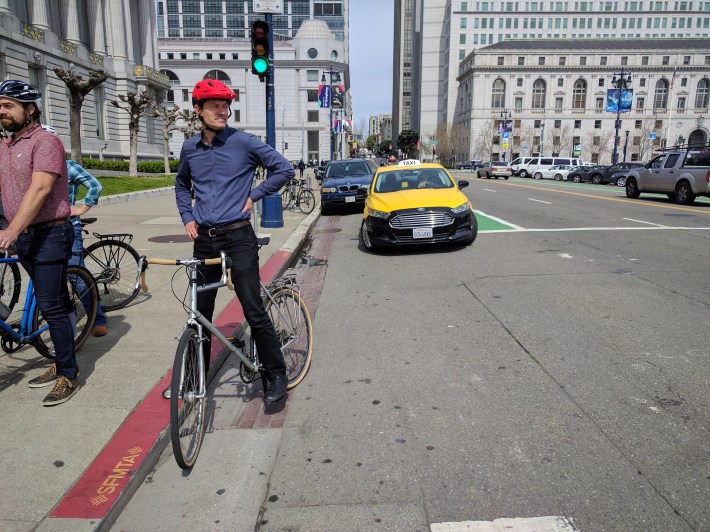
[
  {"left": 252, "top": 56, "right": 269, "bottom": 75},
  {"left": 251, "top": 20, "right": 270, "bottom": 78}
]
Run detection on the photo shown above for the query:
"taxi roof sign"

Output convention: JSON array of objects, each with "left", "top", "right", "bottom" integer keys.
[{"left": 398, "top": 159, "right": 421, "bottom": 166}]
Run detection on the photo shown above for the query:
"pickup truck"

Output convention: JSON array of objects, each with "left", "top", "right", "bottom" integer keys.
[{"left": 625, "top": 149, "right": 710, "bottom": 205}]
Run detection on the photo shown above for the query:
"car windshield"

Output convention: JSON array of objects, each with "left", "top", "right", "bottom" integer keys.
[
  {"left": 491, "top": 161, "right": 507, "bottom": 166},
  {"left": 326, "top": 162, "right": 370, "bottom": 178},
  {"left": 374, "top": 168, "right": 454, "bottom": 193}
]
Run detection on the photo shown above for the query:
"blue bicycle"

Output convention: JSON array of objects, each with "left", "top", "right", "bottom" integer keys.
[{"left": 0, "top": 255, "right": 98, "bottom": 358}]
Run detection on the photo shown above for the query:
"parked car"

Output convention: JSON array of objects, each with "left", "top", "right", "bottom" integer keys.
[
  {"left": 587, "top": 162, "right": 644, "bottom": 184},
  {"left": 518, "top": 156, "right": 586, "bottom": 178},
  {"left": 360, "top": 160, "right": 477, "bottom": 250},
  {"left": 611, "top": 171, "right": 633, "bottom": 187},
  {"left": 532, "top": 164, "right": 575, "bottom": 181},
  {"left": 567, "top": 165, "right": 608, "bottom": 183},
  {"left": 455, "top": 160, "right": 483, "bottom": 170},
  {"left": 510, "top": 157, "right": 535, "bottom": 176},
  {"left": 476, "top": 161, "right": 513, "bottom": 179},
  {"left": 320, "top": 159, "right": 378, "bottom": 214}
]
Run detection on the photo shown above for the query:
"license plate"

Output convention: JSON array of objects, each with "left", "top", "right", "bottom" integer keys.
[
  {"left": 345, "top": 196, "right": 355, "bottom": 203},
  {"left": 413, "top": 227, "right": 433, "bottom": 239}
]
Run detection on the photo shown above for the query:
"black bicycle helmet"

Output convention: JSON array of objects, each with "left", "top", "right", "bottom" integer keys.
[{"left": 0, "top": 80, "right": 42, "bottom": 102}]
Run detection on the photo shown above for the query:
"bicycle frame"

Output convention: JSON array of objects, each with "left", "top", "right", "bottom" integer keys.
[{"left": 0, "top": 258, "right": 47, "bottom": 346}]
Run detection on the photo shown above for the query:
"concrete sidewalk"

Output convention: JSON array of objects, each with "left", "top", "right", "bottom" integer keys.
[{"left": 0, "top": 187, "right": 319, "bottom": 532}]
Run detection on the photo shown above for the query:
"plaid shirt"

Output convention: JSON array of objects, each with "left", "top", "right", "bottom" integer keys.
[{"left": 67, "top": 160, "right": 102, "bottom": 226}]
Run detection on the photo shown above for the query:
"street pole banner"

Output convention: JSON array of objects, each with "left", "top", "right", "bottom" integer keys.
[
  {"left": 332, "top": 85, "right": 345, "bottom": 108},
  {"left": 333, "top": 119, "right": 341, "bottom": 133},
  {"left": 606, "top": 89, "right": 633, "bottom": 113},
  {"left": 318, "top": 84, "right": 331, "bottom": 108}
]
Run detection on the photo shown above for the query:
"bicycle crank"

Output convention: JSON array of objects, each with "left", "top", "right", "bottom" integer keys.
[{"left": 1, "top": 323, "right": 22, "bottom": 353}]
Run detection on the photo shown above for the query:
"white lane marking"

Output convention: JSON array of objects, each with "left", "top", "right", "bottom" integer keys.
[
  {"left": 559, "top": 253, "right": 574, "bottom": 259},
  {"left": 475, "top": 209, "right": 525, "bottom": 230},
  {"left": 528, "top": 198, "right": 552, "bottom": 204},
  {"left": 483, "top": 188, "right": 497, "bottom": 192},
  {"left": 481, "top": 226, "right": 710, "bottom": 233},
  {"left": 431, "top": 515, "right": 579, "bottom": 531},
  {"left": 623, "top": 217, "right": 668, "bottom": 227}
]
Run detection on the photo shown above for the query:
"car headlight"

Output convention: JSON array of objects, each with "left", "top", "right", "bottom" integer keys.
[
  {"left": 322, "top": 187, "right": 337, "bottom": 193},
  {"left": 367, "top": 207, "right": 390, "bottom": 219},
  {"left": 451, "top": 201, "right": 471, "bottom": 214}
]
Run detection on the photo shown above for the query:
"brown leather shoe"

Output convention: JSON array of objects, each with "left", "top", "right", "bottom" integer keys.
[{"left": 93, "top": 325, "right": 108, "bottom": 337}]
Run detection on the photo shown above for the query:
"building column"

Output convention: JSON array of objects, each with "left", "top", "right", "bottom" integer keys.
[
  {"left": 122, "top": 0, "right": 134, "bottom": 62},
  {"left": 30, "top": 0, "right": 51, "bottom": 30},
  {"left": 0, "top": 0, "right": 12, "bottom": 14},
  {"left": 105, "top": 0, "right": 127, "bottom": 60},
  {"left": 60, "top": 0, "right": 81, "bottom": 44},
  {"left": 139, "top": 0, "right": 156, "bottom": 66},
  {"left": 86, "top": 0, "right": 106, "bottom": 54}
]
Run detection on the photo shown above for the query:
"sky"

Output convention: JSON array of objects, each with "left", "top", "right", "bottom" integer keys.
[{"left": 349, "top": 0, "right": 394, "bottom": 135}]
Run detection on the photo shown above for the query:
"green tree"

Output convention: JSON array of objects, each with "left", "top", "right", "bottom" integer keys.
[
  {"left": 365, "top": 134, "right": 377, "bottom": 151},
  {"left": 377, "top": 140, "right": 391, "bottom": 156},
  {"left": 397, "top": 129, "right": 419, "bottom": 158}
]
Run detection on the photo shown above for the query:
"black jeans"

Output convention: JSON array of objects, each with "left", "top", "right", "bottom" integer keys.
[
  {"left": 193, "top": 224, "right": 285, "bottom": 378},
  {"left": 15, "top": 223, "right": 76, "bottom": 378}
]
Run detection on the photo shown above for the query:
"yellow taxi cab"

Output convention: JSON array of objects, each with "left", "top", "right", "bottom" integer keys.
[{"left": 360, "top": 160, "right": 477, "bottom": 251}]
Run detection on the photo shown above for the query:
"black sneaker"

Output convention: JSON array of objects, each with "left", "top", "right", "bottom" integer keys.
[
  {"left": 264, "top": 374, "right": 287, "bottom": 402},
  {"left": 43, "top": 376, "right": 80, "bottom": 406},
  {"left": 28, "top": 364, "right": 57, "bottom": 388}
]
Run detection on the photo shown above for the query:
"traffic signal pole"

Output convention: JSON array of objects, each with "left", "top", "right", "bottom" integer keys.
[{"left": 265, "top": 14, "right": 275, "bottom": 150}]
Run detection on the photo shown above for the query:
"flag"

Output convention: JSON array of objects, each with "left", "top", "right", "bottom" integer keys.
[{"left": 670, "top": 66, "right": 677, "bottom": 89}]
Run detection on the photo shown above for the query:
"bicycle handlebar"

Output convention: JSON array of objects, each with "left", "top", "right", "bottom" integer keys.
[{"left": 139, "top": 253, "right": 233, "bottom": 292}]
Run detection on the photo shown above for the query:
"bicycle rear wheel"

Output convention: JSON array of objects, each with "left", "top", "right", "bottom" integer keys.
[
  {"left": 0, "top": 261, "right": 21, "bottom": 312},
  {"left": 83, "top": 239, "right": 141, "bottom": 311},
  {"left": 32, "top": 265, "right": 98, "bottom": 358},
  {"left": 298, "top": 189, "right": 316, "bottom": 215},
  {"left": 280, "top": 187, "right": 294, "bottom": 210},
  {"left": 265, "top": 288, "right": 313, "bottom": 388},
  {"left": 171, "top": 327, "right": 206, "bottom": 469}
]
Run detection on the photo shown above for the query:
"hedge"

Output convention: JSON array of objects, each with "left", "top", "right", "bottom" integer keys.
[{"left": 80, "top": 158, "right": 179, "bottom": 173}]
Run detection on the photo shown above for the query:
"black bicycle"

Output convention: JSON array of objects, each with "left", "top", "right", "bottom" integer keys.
[
  {"left": 280, "top": 178, "right": 316, "bottom": 214},
  {"left": 80, "top": 218, "right": 144, "bottom": 311}
]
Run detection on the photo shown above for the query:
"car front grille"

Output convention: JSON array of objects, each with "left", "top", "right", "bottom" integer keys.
[
  {"left": 390, "top": 212, "right": 453, "bottom": 229},
  {"left": 338, "top": 184, "right": 361, "bottom": 192}
]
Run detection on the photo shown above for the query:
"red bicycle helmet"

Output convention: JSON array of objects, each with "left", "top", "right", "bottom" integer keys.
[{"left": 191, "top": 79, "right": 236, "bottom": 106}]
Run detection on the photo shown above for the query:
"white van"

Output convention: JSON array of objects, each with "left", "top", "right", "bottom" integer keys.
[
  {"left": 518, "top": 157, "right": 584, "bottom": 178},
  {"left": 510, "top": 157, "right": 535, "bottom": 176}
]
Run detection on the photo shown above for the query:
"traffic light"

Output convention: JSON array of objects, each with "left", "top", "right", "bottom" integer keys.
[{"left": 250, "top": 20, "right": 270, "bottom": 80}]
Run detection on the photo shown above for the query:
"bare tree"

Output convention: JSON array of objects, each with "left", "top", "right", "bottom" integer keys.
[
  {"left": 631, "top": 119, "right": 662, "bottom": 161},
  {"left": 151, "top": 103, "right": 183, "bottom": 174},
  {"left": 472, "top": 119, "right": 499, "bottom": 161},
  {"left": 582, "top": 130, "right": 615, "bottom": 164},
  {"left": 550, "top": 125, "right": 573, "bottom": 157},
  {"left": 53, "top": 67, "right": 108, "bottom": 161},
  {"left": 111, "top": 90, "right": 155, "bottom": 176},
  {"left": 177, "top": 109, "right": 202, "bottom": 138}
]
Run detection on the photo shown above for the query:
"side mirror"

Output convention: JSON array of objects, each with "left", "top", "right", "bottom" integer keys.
[{"left": 458, "top": 180, "right": 469, "bottom": 189}]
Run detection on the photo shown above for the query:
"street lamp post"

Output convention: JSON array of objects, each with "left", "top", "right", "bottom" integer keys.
[
  {"left": 321, "top": 68, "right": 341, "bottom": 161},
  {"left": 623, "top": 130, "right": 630, "bottom": 162},
  {"left": 540, "top": 121, "right": 545, "bottom": 156},
  {"left": 610, "top": 68, "right": 632, "bottom": 165},
  {"left": 499, "top": 109, "right": 512, "bottom": 162},
  {"left": 677, "top": 134, "right": 685, "bottom": 147}
]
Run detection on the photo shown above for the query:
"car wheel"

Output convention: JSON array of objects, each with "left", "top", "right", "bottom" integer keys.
[
  {"left": 465, "top": 214, "right": 479, "bottom": 245},
  {"left": 519, "top": 170, "right": 528, "bottom": 178},
  {"left": 591, "top": 174, "right": 602, "bottom": 185},
  {"left": 534, "top": 172, "right": 542, "bottom": 180},
  {"left": 359, "top": 221, "right": 378, "bottom": 251},
  {"left": 476, "top": 171, "right": 482, "bottom": 179},
  {"left": 554, "top": 174, "right": 563, "bottom": 181},
  {"left": 675, "top": 181, "right": 696, "bottom": 205},
  {"left": 504, "top": 176, "right": 509, "bottom": 180},
  {"left": 667, "top": 193, "right": 676, "bottom": 200},
  {"left": 572, "top": 175, "right": 581, "bottom": 183},
  {"left": 494, "top": 176, "right": 499, "bottom": 179},
  {"left": 616, "top": 176, "right": 627, "bottom": 187},
  {"left": 626, "top": 177, "right": 640, "bottom": 198}
]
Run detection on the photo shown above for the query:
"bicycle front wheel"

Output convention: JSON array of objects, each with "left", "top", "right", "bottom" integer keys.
[
  {"left": 0, "top": 261, "right": 21, "bottom": 312},
  {"left": 171, "top": 327, "right": 206, "bottom": 469},
  {"left": 83, "top": 239, "right": 141, "bottom": 311},
  {"left": 298, "top": 190, "right": 316, "bottom": 215},
  {"left": 266, "top": 288, "right": 313, "bottom": 388},
  {"left": 32, "top": 265, "right": 98, "bottom": 358},
  {"left": 280, "top": 188, "right": 294, "bottom": 210}
]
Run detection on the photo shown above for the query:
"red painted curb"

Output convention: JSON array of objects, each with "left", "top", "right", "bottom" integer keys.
[{"left": 50, "top": 250, "right": 292, "bottom": 519}]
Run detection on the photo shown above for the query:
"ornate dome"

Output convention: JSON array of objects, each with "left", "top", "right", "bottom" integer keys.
[{"left": 294, "top": 19, "right": 334, "bottom": 40}]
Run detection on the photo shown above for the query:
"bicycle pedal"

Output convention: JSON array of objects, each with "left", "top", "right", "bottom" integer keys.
[{"left": 227, "top": 336, "right": 245, "bottom": 350}]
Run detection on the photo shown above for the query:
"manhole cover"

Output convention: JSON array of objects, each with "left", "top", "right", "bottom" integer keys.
[{"left": 149, "top": 234, "right": 193, "bottom": 243}]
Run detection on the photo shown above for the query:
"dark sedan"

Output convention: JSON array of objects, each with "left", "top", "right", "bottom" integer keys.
[
  {"left": 320, "top": 159, "right": 378, "bottom": 214},
  {"left": 588, "top": 162, "right": 644, "bottom": 185},
  {"left": 567, "top": 165, "right": 608, "bottom": 183}
]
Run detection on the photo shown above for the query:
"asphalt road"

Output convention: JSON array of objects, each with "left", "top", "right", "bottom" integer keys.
[{"left": 116, "top": 177, "right": 709, "bottom": 531}]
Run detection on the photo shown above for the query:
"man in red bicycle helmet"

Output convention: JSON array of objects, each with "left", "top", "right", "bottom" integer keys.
[{"left": 172, "top": 78, "right": 294, "bottom": 403}]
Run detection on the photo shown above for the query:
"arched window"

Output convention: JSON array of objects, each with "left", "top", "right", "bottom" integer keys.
[
  {"left": 491, "top": 78, "right": 505, "bottom": 108},
  {"left": 160, "top": 69, "right": 180, "bottom": 86},
  {"left": 572, "top": 79, "right": 587, "bottom": 109},
  {"left": 532, "top": 79, "right": 546, "bottom": 109},
  {"left": 695, "top": 78, "right": 709, "bottom": 109},
  {"left": 654, "top": 79, "right": 669, "bottom": 110},
  {"left": 204, "top": 70, "right": 231, "bottom": 83}
]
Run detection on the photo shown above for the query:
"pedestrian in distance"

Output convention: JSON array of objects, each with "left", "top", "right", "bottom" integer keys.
[
  {"left": 0, "top": 80, "right": 78, "bottom": 405},
  {"left": 298, "top": 158, "right": 306, "bottom": 178},
  {"left": 171, "top": 79, "right": 294, "bottom": 403}
]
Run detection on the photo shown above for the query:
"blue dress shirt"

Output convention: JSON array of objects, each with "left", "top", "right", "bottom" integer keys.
[{"left": 175, "top": 127, "right": 294, "bottom": 227}]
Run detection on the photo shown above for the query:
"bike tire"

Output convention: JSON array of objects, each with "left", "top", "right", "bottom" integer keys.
[
  {"left": 281, "top": 188, "right": 294, "bottom": 210},
  {"left": 83, "top": 239, "right": 141, "bottom": 311},
  {"left": 171, "top": 327, "right": 206, "bottom": 469},
  {"left": 298, "top": 189, "right": 316, "bottom": 215},
  {"left": 265, "top": 287, "right": 313, "bottom": 388},
  {"left": 32, "top": 265, "right": 98, "bottom": 359},
  {"left": 0, "top": 261, "right": 21, "bottom": 312}
]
